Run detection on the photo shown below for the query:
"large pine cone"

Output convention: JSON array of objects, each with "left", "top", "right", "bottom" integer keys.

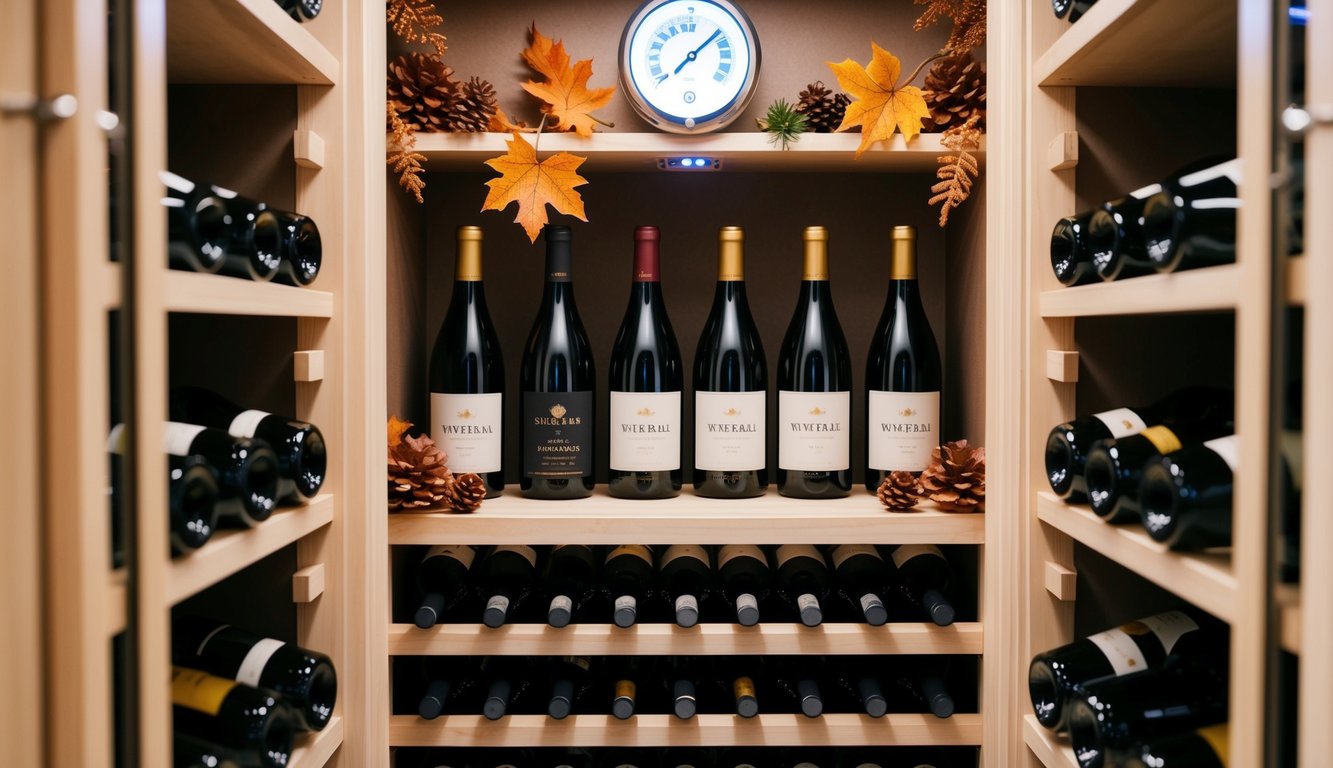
[
  {"left": 389, "top": 431, "right": 452, "bottom": 510},
  {"left": 878, "top": 470, "right": 922, "bottom": 512},
  {"left": 445, "top": 472, "right": 487, "bottom": 513},
  {"left": 923, "top": 52, "right": 986, "bottom": 133},
  {"left": 388, "top": 52, "right": 459, "bottom": 132},
  {"left": 919, "top": 440, "right": 986, "bottom": 512},
  {"left": 447, "top": 77, "right": 499, "bottom": 133},
  {"left": 796, "top": 80, "right": 851, "bottom": 133}
]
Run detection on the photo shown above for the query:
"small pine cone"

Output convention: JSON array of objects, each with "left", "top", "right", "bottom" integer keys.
[
  {"left": 387, "top": 52, "right": 460, "bottom": 132},
  {"left": 923, "top": 52, "right": 986, "bottom": 133},
  {"left": 447, "top": 77, "right": 498, "bottom": 133},
  {"left": 388, "top": 432, "right": 453, "bottom": 510},
  {"left": 878, "top": 470, "right": 922, "bottom": 512},
  {"left": 919, "top": 440, "right": 986, "bottom": 512},
  {"left": 445, "top": 472, "right": 487, "bottom": 513},
  {"left": 795, "top": 80, "right": 851, "bottom": 133}
]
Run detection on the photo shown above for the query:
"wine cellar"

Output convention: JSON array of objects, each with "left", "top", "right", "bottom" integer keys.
[{"left": 1, "top": 0, "right": 1325, "bottom": 767}]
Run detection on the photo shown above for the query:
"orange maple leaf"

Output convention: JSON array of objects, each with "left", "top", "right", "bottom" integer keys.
[
  {"left": 482, "top": 131, "right": 589, "bottom": 243},
  {"left": 827, "top": 42, "right": 933, "bottom": 157},
  {"left": 388, "top": 415, "right": 413, "bottom": 448},
  {"left": 520, "top": 24, "right": 616, "bottom": 137}
]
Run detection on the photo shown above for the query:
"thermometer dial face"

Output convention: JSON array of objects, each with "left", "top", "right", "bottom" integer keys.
[{"left": 620, "top": 0, "right": 760, "bottom": 133}]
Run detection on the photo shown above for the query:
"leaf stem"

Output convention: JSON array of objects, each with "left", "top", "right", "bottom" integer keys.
[
  {"left": 534, "top": 113, "right": 548, "bottom": 153},
  {"left": 591, "top": 114, "right": 616, "bottom": 129},
  {"left": 899, "top": 47, "right": 956, "bottom": 90}
]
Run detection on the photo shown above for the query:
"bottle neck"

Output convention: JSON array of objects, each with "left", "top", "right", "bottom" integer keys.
[
  {"left": 718, "top": 240, "right": 744, "bottom": 282},
  {"left": 543, "top": 240, "right": 574, "bottom": 304},
  {"left": 803, "top": 238, "right": 828, "bottom": 281},
  {"left": 634, "top": 238, "right": 660, "bottom": 283},
  {"left": 890, "top": 237, "right": 917, "bottom": 281},
  {"left": 456, "top": 238, "right": 483, "bottom": 282}
]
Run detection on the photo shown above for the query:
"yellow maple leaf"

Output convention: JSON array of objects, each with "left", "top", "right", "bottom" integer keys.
[
  {"left": 827, "top": 42, "right": 933, "bottom": 157},
  {"left": 388, "top": 415, "right": 413, "bottom": 449},
  {"left": 520, "top": 24, "right": 616, "bottom": 138},
  {"left": 482, "top": 131, "right": 588, "bottom": 243}
]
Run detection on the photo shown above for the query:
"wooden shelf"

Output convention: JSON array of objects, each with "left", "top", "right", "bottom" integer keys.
[
  {"left": 403, "top": 131, "right": 982, "bottom": 173},
  {"left": 167, "top": 495, "right": 334, "bottom": 605},
  {"left": 1287, "top": 256, "right": 1307, "bottom": 305},
  {"left": 388, "top": 621, "right": 983, "bottom": 657},
  {"left": 1034, "top": 0, "right": 1236, "bottom": 87},
  {"left": 291, "top": 715, "right": 343, "bottom": 768},
  {"left": 166, "top": 0, "right": 338, "bottom": 85},
  {"left": 165, "top": 271, "right": 334, "bottom": 318},
  {"left": 1039, "top": 264, "right": 1240, "bottom": 317},
  {"left": 389, "top": 487, "right": 984, "bottom": 545},
  {"left": 1277, "top": 584, "right": 1300, "bottom": 655},
  {"left": 388, "top": 713, "right": 984, "bottom": 748},
  {"left": 1023, "top": 714, "right": 1078, "bottom": 768},
  {"left": 1036, "top": 492, "right": 1237, "bottom": 622}
]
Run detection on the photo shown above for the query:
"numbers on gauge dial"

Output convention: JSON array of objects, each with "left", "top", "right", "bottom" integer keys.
[{"left": 629, "top": 5, "right": 750, "bottom": 121}]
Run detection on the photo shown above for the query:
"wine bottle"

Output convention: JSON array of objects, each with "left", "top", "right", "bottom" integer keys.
[
  {"left": 211, "top": 187, "right": 282, "bottom": 282},
  {"left": 608, "top": 657, "right": 644, "bottom": 720},
  {"left": 1138, "top": 435, "right": 1238, "bottom": 550},
  {"left": 169, "top": 387, "right": 328, "bottom": 502},
  {"left": 416, "top": 657, "right": 481, "bottom": 720},
  {"left": 777, "top": 226, "right": 852, "bottom": 498},
  {"left": 885, "top": 545, "right": 956, "bottom": 627},
  {"left": 476, "top": 545, "right": 538, "bottom": 628},
  {"left": 162, "top": 170, "right": 229, "bottom": 273},
  {"left": 520, "top": 225, "right": 596, "bottom": 499},
  {"left": 865, "top": 225, "right": 941, "bottom": 491},
  {"left": 414, "top": 544, "right": 477, "bottom": 629},
  {"left": 164, "top": 422, "right": 280, "bottom": 526},
  {"left": 1087, "top": 187, "right": 1158, "bottom": 281},
  {"left": 167, "top": 454, "right": 220, "bottom": 554},
  {"left": 693, "top": 226, "right": 768, "bottom": 498},
  {"left": 430, "top": 226, "right": 505, "bottom": 497},
  {"left": 1116, "top": 723, "right": 1229, "bottom": 768},
  {"left": 1028, "top": 609, "right": 1223, "bottom": 732},
  {"left": 716, "top": 544, "right": 771, "bottom": 627},
  {"left": 773, "top": 544, "right": 831, "bottom": 627},
  {"left": 543, "top": 544, "right": 598, "bottom": 628},
  {"left": 766, "top": 657, "right": 823, "bottom": 718},
  {"left": 546, "top": 656, "right": 593, "bottom": 719},
  {"left": 172, "top": 732, "right": 247, "bottom": 768},
  {"left": 1049, "top": 210, "right": 1098, "bottom": 287},
  {"left": 1051, "top": 0, "right": 1074, "bottom": 18},
  {"left": 1067, "top": 0, "right": 1098, "bottom": 21},
  {"left": 665, "top": 657, "right": 700, "bottom": 719},
  {"left": 892, "top": 663, "right": 954, "bottom": 719},
  {"left": 1142, "top": 158, "right": 1240, "bottom": 273},
  {"left": 828, "top": 544, "right": 890, "bottom": 626},
  {"left": 279, "top": 0, "right": 321, "bottom": 22},
  {"left": 481, "top": 658, "right": 533, "bottom": 720},
  {"left": 608, "top": 225, "right": 683, "bottom": 499},
  {"left": 273, "top": 211, "right": 321, "bottom": 286},
  {"left": 658, "top": 544, "right": 712, "bottom": 628},
  {"left": 171, "top": 666, "right": 296, "bottom": 768},
  {"left": 602, "top": 545, "right": 655, "bottom": 628},
  {"left": 828, "top": 659, "right": 888, "bottom": 718},
  {"left": 724, "top": 660, "right": 762, "bottom": 718}
]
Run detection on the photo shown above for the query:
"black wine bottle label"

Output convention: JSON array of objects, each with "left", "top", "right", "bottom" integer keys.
[
  {"left": 522, "top": 391, "right": 593, "bottom": 477},
  {"left": 694, "top": 391, "right": 765, "bottom": 470},
  {"left": 431, "top": 392, "right": 503, "bottom": 473},
  {"left": 164, "top": 422, "right": 207, "bottom": 456},
  {"left": 227, "top": 409, "right": 272, "bottom": 438},
  {"left": 171, "top": 667, "right": 235, "bottom": 716},
  {"left": 867, "top": 391, "right": 940, "bottom": 472},
  {"left": 608, "top": 390, "right": 680, "bottom": 471},
  {"left": 1085, "top": 611, "right": 1199, "bottom": 676},
  {"left": 777, "top": 391, "right": 850, "bottom": 471}
]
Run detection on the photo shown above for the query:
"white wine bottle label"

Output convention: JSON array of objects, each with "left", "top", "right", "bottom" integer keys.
[
  {"left": 890, "top": 543, "right": 945, "bottom": 569},
  {"left": 171, "top": 667, "right": 235, "bottom": 716},
  {"left": 431, "top": 392, "right": 503, "bottom": 474},
  {"left": 107, "top": 424, "right": 126, "bottom": 453},
  {"left": 491, "top": 544, "right": 538, "bottom": 568},
  {"left": 860, "top": 593, "right": 885, "bottom": 615},
  {"left": 163, "top": 422, "right": 206, "bottom": 456},
  {"left": 777, "top": 390, "right": 851, "bottom": 470},
  {"left": 609, "top": 390, "right": 681, "bottom": 471},
  {"left": 235, "top": 637, "right": 286, "bottom": 688},
  {"left": 606, "top": 544, "right": 653, "bottom": 566},
  {"left": 1137, "top": 610, "right": 1200, "bottom": 654},
  {"left": 661, "top": 544, "right": 710, "bottom": 568},
  {"left": 676, "top": 594, "right": 699, "bottom": 614},
  {"left": 776, "top": 544, "right": 822, "bottom": 567},
  {"left": 694, "top": 390, "right": 766, "bottom": 471},
  {"left": 1086, "top": 627, "right": 1149, "bottom": 677},
  {"left": 718, "top": 544, "right": 765, "bottom": 568},
  {"left": 1140, "top": 425, "right": 1183, "bottom": 456},
  {"left": 1092, "top": 408, "right": 1148, "bottom": 439},
  {"left": 1129, "top": 182, "right": 1164, "bottom": 201},
  {"left": 867, "top": 390, "right": 940, "bottom": 472},
  {"left": 227, "top": 409, "right": 271, "bottom": 439},
  {"left": 486, "top": 595, "right": 511, "bottom": 615},
  {"left": 523, "top": 391, "right": 593, "bottom": 478},
  {"left": 1180, "top": 157, "right": 1242, "bottom": 188},
  {"left": 424, "top": 544, "right": 475, "bottom": 569},
  {"left": 832, "top": 544, "right": 882, "bottom": 569},
  {"left": 797, "top": 593, "right": 821, "bottom": 613},
  {"left": 1204, "top": 435, "right": 1240, "bottom": 472}
]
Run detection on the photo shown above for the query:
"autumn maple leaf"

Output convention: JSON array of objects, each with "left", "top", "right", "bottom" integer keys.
[
  {"left": 482, "top": 132, "right": 589, "bottom": 243},
  {"left": 521, "top": 24, "right": 616, "bottom": 137},
  {"left": 827, "top": 42, "right": 933, "bottom": 157}
]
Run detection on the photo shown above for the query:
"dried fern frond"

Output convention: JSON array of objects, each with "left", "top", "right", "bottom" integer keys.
[
  {"left": 387, "top": 101, "right": 427, "bottom": 204},
  {"left": 929, "top": 115, "right": 982, "bottom": 226},
  {"left": 387, "top": 0, "right": 448, "bottom": 58},
  {"left": 914, "top": 0, "right": 986, "bottom": 53}
]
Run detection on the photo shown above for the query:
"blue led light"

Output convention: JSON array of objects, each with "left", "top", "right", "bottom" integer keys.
[{"left": 682, "top": 158, "right": 695, "bottom": 167}]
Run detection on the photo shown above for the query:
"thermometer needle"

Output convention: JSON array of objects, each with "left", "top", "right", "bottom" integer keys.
[{"left": 673, "top": 29, "right": 722, "bottom": 75}]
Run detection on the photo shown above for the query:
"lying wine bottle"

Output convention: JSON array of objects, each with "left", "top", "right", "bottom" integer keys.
[
  {"left": 886, "top": 544, "right": 955, "bottom": 627},
  {"left": 1138, "top": 435, "right": 1238, "bottom": 550},
  {"left": 161, "top": 170, "right": 229, "bottom": 273},
  {"left": 414, "top": 544, "right": 476, "bottom": 629},
  {"left": 1067, "top": 0, "right": 1099, "bottom": 21},
  {"left": 773, "top": 544, "right": 831, "bottom": 627},
  {"left": 603, "top": 544, "right": 654, "bottom": 628},
  {"left": 717, "top": 544, "right": 770, "bottom": 627},
  {"left": 543, "top": 544, "right": 597, "bottom": 628},
  {"left": 171, "top": 666, "right": 296, "bottom": 768},
  {"left": 765, "top": 657, "right": 823, "bottom": 718},
  {"left": 828, "top": 544, "right": 890, "bottom": 626},
  {"left": 482, "top": 657, "right": 533, "bottom": 720},
  {"left": 274, "top": 211, "right": 321, "bottom": 286},
  {"left": 279, "top": 0, "right": 321, "bottom": 21},
  {"left": 172, "top": 732, "right": 245, "bottom": 768},
  {"left": 726, "top": 661, "right": 762, "bottom": 718},
  {"left": 476, "top": 545, "right": 538, "bottom": 628},
  {"left": 164, "top": 422, "right": 280, "bottom": 526},
  {"left": 666, "top": 657, "right": 700, "bottom": 719},
  {"left": 1142, "top": 158, "right": 1240, "bottom": 273},
  {"left": 658, "top": 544, "right": 712, "bottom": 628},
  {"left": 167, "top": 454, "right": 220, "bottom": 555},
  {"left": 1116, "top": 723, "right": 1229, "bottom": 768},
  {"left": 416, "top": 657, "right": 483, "bottom": 720},
  {"left": 212, "top": 187, "right": 282, "bottom": 282},
  {"left": 1049, "top": 210, "right": 1098, "bottom": 287},
  {"left": 892, "top": 664, "right": 955, "bottom": 719},
  {"left": 608, "top": 657, "right": 643, "bottom": 720},
  {"left": 546, "top": 656, "right": 593, "bottom": 720},
  {"left": 1087, "top": 187, "right": 1157, "bottom": 281},
  {"left": 828, "top": 660, "right": 888, "bottom": 718}
]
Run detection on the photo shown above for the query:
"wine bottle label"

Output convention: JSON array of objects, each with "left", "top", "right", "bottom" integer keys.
[
  {"left": 1140, "top": 425, "right": 1183, "bottom": 456},
  {"left": 432, "top": 392, "right": 503, "bottom": 474},
  {"left": 607, "top": 545, "right": 653, "bottom": 566},
  {"left": 860, "top": 593, "right": 885, "bottom": 615},
  {"left": 1180, "top": 158, "right": 1242, "bottom": 189},
  {"left": 832, "top": 544, "right": 882, "bottom": 569},
  {"left": 1137, "top": 610, "right": 1200, "bottom": 654},
  {"left": 227, "top": 409, "right": 271, "bottom": 439},
  {"left": 523, "top": 391, "right": 593, "bottom": 477},
  {"left": 1204, "top": 435, "right": 1240, "bottom": 472},
  {"left": 487, "top": 595, "right": 511, "bottom": 615},
  {"left": 424, "top": 544, "right": 476, "bottom": 570},
  {"left": 776, "top": 544, "right": 822, "bottom": 567},
  {"left": 1129, "top": 182, "right": 1164, "bottom": 201},
  {"left": 171, "top": 667, "right": 235, "bottom": 716},
  {"left": 662, "top": 544, "right": 710, "bottom": 568},
  {"left": 718, "top": 544, "right": 765, "bottom": 568},
  {"left": 733, "top": 676, "right": 756, "bottom": 699},
  {"left": 1085, "top": 627, "right": 1149, "bottom": 677},
  {"left": 492, "top": 544, "right": 538, "bottom": 568},
  {"left": 890, "top": 544, "right": 945, "bottom": 569},
  {"left": 236, "top": 637, "right": 286, "bottom": 688},
  {"left": 609, "top": 390, "right": 681, "bottom": 471},
  {"left": 615, "top": 679, "right": 637, "bottom": 700},
  {"left": 797, "top": 593, "right": 821, "bottom": 613},
  {"left": 694, "top": 390, "right": 766, "bottom": 471},
  {"left": 676, "top": 594, "right": 699, "bottom": 614},
  {"left": 107, "top": 424, "right": 126, "bottom": 453},
  {"left": 1199, "top": 723, "right": 1230, "bottom": 764},
  {"left": 867, "top": 391, "right": 940, "bottom": 472},
  {"left": 163, "top": 422, "right": 206, "bottom": 456},
  {"left": 1091, "top": 408, "right": 1148, "bottom": 439},
  {"left": 778, "top": 390, "right": 851, "bottom": 471}
]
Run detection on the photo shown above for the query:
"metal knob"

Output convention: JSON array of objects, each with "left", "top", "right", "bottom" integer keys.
[
  {"left": 1282, "top": 104, "right": 1333, "bottom": 136},
  {"left": 0, "top": 92, "right": 78, "bottom": 121}
]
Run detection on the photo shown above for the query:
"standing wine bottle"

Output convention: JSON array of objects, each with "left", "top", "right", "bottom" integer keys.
[
  {"left": 693, "top": 226, "right": 768, "bottom": 498},
  {"left": 1142, "top": 158, "right": 1241, "bottom": 273},
  {"left": 543, "top": 544, "right": 598, "bottom": 628},
  {"left": 609, "top": 225, "right": 683, "bottom": 499},
  {"left": 777, "top": 226, "right": 852, "bottom": 498},
  {"left": 164, "top": 422, "right": 280, "bottom": 526},
  {"left": 175, "top": 618, "right": 337, "bottom": 731},
  {"left": 172, "top": 733, "right": 246, "bottom": 768},
  {"left": 520, "top": 225, "right": 596, "bottom": 499},
  {"left": 1138, "top": 435, "right": 1239, "bottom": 550},
  {"left": 476, "top": 545, "right": 538, "bottom": 628},
  {"left": 171, "top": 666, "right": 296, "bottom": 768},
  {"left": 602, "top": 545, "right": 655, "bottom": 628},
  {"left": 414, "top": 544, "right": 477, "bottom": 629},
  {"left": 658, "top": 544, "right": 713, "bottom": 628},
  {"left": 828, "top": 544, "right": 890, "bottom": 626},
  {"left": 273, "top": 211, "right": 321, "bottom": 286},
  {"left": 865, "top": 225, "right": 942, "bottom": 491},
  {"left": 162, "top": 170, "right": 229, "bottom": 273},
  {"left": 481, "top": 657, "right": 534, "bottom": 720},
  {"left": 430, "top": 226, "right": 505, "bottom": 497},
  {"left": 170, "top": 387, "right": 328, "bottom": 503},
  {"left": 1050, "top": 210, "right": 1099, "bottom": 287},
  {"left": 716, "top": 544, "right": 771, "bottom": 626},
  {"left": 885, "top": 545, "right": 956, "bottom": 626},
  {"left": 546, "top": 656, "right": 593, "bottom": 719},
  {"left": 211, "top": 187, "right": 282, "bottom": 282},
  {"left": 1087, "top": 186, "right": 1158, "bottom": 281},
  {"left": 1116, "top": 724, "right": 1229, "bottom": 768},
  {"left": 773, "top": 544, "right": 832, "bottom": 627}
]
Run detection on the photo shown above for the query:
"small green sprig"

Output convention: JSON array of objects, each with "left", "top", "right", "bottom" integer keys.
[{"left": 756, "top": 98, "right": 808, "bottom": 151}]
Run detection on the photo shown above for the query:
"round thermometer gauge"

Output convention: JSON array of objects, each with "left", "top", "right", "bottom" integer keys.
[{"left": 619, "top": 0, "right": 761, "bottom": 133}]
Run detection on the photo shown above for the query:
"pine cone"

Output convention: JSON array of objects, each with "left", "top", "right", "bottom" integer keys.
[
  {"left": 387, "top": 52, "right": 459, "bottom": 132},
  {"left": 878, "top": 470, "right": 922, "bottom": 512},
  {"left": 923, "top": 52, "right": 986, "bottom": 133},
  {"left": 388, "top": 431, "right": 452, "bottom": 510},
  {"left": 446, "top": 77, "right": 498, "bottom": 133},
  {"left": 919, "top": 440, "right": 986, "bottom": 512},
  {"left": 795, "top": 81, "right": 851, "bottom": 133},
  {"left": 445, "top": 472, "right": 487, "bottom": 513}
]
